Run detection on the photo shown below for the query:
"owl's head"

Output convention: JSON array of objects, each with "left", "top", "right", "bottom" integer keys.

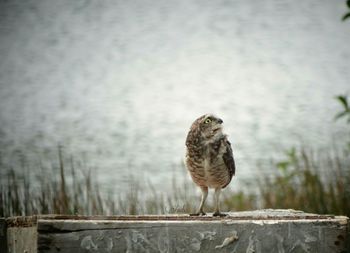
[{"left": 194, "top": 114, "right": 224, "bottom": 139}]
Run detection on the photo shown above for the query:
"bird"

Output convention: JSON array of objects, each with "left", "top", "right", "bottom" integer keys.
[{"left": 185, "top": 114, "right": 235, "bottom": 216}]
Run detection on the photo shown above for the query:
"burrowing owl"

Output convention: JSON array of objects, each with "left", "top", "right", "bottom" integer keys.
[{"left": 185, "top": 114, "right": 235, "bottom": 216}]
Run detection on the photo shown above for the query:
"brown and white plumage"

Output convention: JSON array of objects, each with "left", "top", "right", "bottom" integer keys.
[{"left": 185, "top": 114, "right": 235, "bottom": 216}]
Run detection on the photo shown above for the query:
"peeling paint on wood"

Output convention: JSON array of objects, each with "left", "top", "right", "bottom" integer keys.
[
  {"left": 215, "top": 230, "right": 238, "bottom": 249},
  {"left": 2, "top": 209, "right": 349, "bottom": 253}
]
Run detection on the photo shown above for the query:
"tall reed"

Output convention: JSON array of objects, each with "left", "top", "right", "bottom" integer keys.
[
  {"left": 260, "top": 147, "right": 350, "bottom": 217},
  {"left": 0, "top": 146, "right": 349, "bottom": 217}
]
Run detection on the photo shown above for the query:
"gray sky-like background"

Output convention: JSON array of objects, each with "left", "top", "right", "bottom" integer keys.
[{"left": 0, "top": 0, "right": 349, "bottom": 193}]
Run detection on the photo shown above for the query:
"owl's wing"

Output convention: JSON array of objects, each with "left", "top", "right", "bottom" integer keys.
[{"left": 223, "top": 140, "right": 235, "bottom": 178}]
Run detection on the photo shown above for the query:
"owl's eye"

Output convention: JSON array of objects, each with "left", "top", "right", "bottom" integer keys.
[{"left": 204, "top": 118, "right": 212, "bottom": 124}]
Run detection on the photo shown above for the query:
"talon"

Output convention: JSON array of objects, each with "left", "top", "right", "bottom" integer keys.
[{"left": 213, "top": 212, "right": 227, "bottom": 217}]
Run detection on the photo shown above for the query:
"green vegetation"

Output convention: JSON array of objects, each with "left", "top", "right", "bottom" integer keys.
[
  {"left": 343, "top": 0, "right": 350, "bottom": 21},
  {"left": 0, "top": 147, "right": 255, "bottom": 217},
  {"left": 1, "top": 144, "right": 349, "bottom": 217},
  {"left": 260, "top": 148, "right": 349, "bottom": 216},
  {"left": 335, "top": 95, "right": 350, "bottom": 123}
]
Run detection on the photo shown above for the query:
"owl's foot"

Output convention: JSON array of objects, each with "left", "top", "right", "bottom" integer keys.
[
  {"left": 189, "top": 211, "right": 206, "bottom": 216},
  {"left": 213, "top": 212, "right": 228, "bottom": 217}
]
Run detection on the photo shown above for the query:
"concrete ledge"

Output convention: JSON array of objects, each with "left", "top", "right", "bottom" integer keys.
[{"left": 1, "top": 209, "right": 349, "bottom": 253}]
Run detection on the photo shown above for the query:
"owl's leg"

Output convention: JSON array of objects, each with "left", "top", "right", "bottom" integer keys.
[
  {"left": 190, "top": 186, "right": 208, "bottom": 216},
  {"left": 213, "top": 188, "right": 227, "bottom": 217}
]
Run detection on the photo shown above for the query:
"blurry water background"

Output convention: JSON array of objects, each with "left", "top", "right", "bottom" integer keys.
[{"left": 0, "top": 0, "right": 349, "bottom": 195}]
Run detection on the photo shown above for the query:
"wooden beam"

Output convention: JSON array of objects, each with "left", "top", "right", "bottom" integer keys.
[{"left": 3, "top": 209, "right": 349, "bottom": 252}]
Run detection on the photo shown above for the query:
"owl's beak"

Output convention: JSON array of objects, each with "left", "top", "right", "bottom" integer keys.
[{"left": 217, "top": 118, "right": 223, "bottom": 124}]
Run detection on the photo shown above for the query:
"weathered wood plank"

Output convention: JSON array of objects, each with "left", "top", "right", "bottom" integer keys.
[
  {"left": 35, "top": 210, "right": 348, "bottom": 253},
  {"left": 3, "top": 210, "right": 350, "bottom": 253},
  {"left": 38, "top": 220, "right": 346, "bottom": 253},
  {"left": 37, "top": 219, "right": 347, "bottom": 253},
  {"left": 5, "top": 209, "right": 337, "bottom": 225},
  {"left": 7, "top": 226, "right": 37, "bottom": 253}
]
